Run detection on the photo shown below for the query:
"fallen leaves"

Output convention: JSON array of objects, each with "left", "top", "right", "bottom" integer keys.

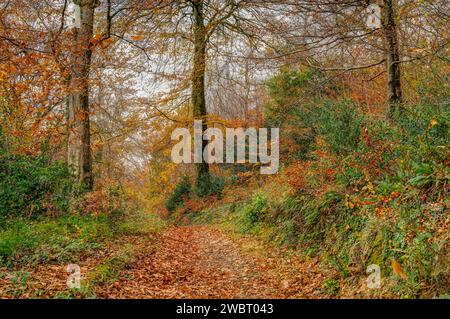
[
  {"left": 95, "top": 226, "right": 326, "bottom": 299},
  {"left": 1, "top": 226, "right": 328, "bottom": 299},
  {"left": 392, "top": 259, "right": 407, "bottom": 280}
]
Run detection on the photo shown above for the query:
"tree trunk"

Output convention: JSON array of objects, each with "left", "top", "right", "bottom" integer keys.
[
  {"left": 67, "top": 0, "right": 97, "bottom": 190},
  {"left": 382, "top": 0, "right": 402, "bottom": 116},
  {"left": 191, "top": 0, "right": 210, "bottom": 194}
]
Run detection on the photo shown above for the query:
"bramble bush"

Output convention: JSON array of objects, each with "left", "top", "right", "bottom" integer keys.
[
  {"left": 203, "top": 68, "right": 449, "bottom": 298},
  {"left": 0, "top": 153, "right": 72, "bottom": 224},
  {"left": 194, "top": 173, "right": 225, "bottom": 198},
  {"left": 165, "top": 176, "right": 191, "bottom": 212},
  {"left": 166, "top": 174, "right": 225, "bottom": 214}
]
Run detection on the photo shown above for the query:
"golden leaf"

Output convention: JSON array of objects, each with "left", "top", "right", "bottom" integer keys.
[
  {"left": 131, "top": 35, "right": 144, "bottom": 41},
  {"left": 392, "top": 258, "right": 407, "bottom": 279}
]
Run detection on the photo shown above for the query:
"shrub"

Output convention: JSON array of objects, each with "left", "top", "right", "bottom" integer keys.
[
  {"left": 315, "top": 100, "right": 362, "bottom": 156},
  {"left": 264, "top": 67, "right": 332, "bottom": 127},
  {"left": 72, "top": 185, "right": 130, "bottom": 220},
  {"left": 194, "top": 173, "right": 225, "bottom": 198},
  {"left": 165, "top": 176, "right": 191, "bottom": 212},
  {"left": 0, "top": 153, "right": 72, "bottom": 223},
  {"left": 239, "top": 193, "right": 268, "bottom": 232},
  {"left": 264, "top": 68, "right": 334, "bottom": 160}
]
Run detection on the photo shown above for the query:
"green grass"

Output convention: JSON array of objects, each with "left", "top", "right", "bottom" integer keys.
[
  {"left": 0, "top": 211, "right": 165, "bottom": 298},
  {"left": 55, "top": 243, "right": 141, "bottom": 299},
  {"left": 117, "top": 212, "right": 165, "bottom": 236},
  {"left": 0, "top": 212, "right": 165, "bottom": 268}
]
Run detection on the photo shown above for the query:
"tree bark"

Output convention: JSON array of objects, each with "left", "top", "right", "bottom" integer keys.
[
  {"left": 382, "top": 0, "right": 402, "bottom": 116},
  {"left": 67, "top": 0, "right": 97, "bottom": 190},
  {"left": 191, "top": 0, "right": 210, "bottom": 193}
]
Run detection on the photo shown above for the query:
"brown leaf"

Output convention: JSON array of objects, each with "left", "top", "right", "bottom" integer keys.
[{"left": 392, "top": 258, "right": 407, "bottom": 279}]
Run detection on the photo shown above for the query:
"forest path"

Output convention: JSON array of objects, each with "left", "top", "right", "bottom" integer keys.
[{"left": 97, "top": 225, "right": 326, "bottom": 298}]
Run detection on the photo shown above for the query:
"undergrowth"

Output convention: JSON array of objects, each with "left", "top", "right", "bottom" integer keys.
[{"left": 180, "top": 69, "right": 449, "bottom": 298}]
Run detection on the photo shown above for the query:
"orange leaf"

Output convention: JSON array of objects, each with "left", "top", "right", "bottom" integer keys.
[
  {"left": 131, "top": 35, "right": 144, "bottom": 41},
  {"left": 392, "top": 259, "right": 407, "bottom": 279}
]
